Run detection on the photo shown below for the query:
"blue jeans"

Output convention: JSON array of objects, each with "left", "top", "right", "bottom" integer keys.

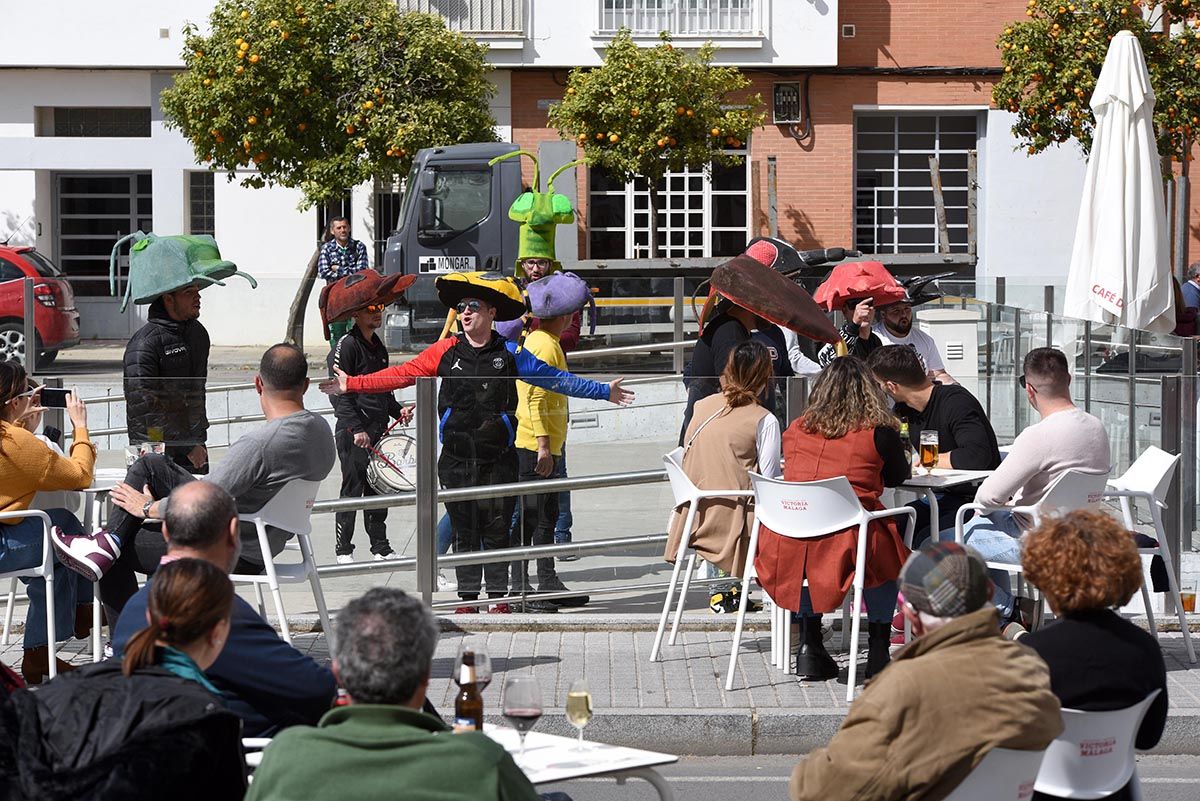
[
  {"left": 0, "top": 508, "right": 92, "bottom": 648},
  {"left": 957, "top": 511, "right": 1024, "bottom": 617},
  {"left": 554, "top": 449, "right": 572, "bottom": 543},
  {"left": 798, "top": 581, "right": 898, "bottom": 624},
  {"left": 437, "top": 512, "right": 453, "bottom": 556}
]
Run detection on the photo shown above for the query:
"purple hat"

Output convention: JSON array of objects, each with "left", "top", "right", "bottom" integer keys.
[{"left": 526, "top": 271, "right": 596, "bottom": 335}]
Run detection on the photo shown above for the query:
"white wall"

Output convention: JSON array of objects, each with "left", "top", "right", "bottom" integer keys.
[
  {"left": 210, "top": 179, "right": 323, "bottom": 346},
  {"left": 0, "top": 1, "right": 211, "bottom": 68},
  {"left": 979, "top": 110, "right": 1088, "bottom": 307}
]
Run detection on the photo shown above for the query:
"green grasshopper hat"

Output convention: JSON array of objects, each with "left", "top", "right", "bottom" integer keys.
[
  {"left": 489, "top": 150, "right": 586, "bottom": 278},
  {"left": 109, "top": 232, "right": 257, "bottom": 312}
]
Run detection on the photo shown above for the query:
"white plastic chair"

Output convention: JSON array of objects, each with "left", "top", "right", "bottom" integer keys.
[
  {"left": 954, "top": 469, "right": 1111, "bottom": 616},
  {"left": 0, "top": 510, "right": 58, "bottom": 679},
  {"left": 726, "top": 473, "right": 915, "bottom": 701},
  {"left": 1034, "top": 690, "right": 1160, "bottom": 799},
  {"left": 941, "top": 746, "right": 1047, "bottom": 801},
  {"left": 649, "top": 447, "right": 754, "bottom": 662},
  {"left": 229, "top": 480, "right": 334, "bottom": 650},
  {"left": 1104, "top": 447, "right": 1196, "bottom": 663}
]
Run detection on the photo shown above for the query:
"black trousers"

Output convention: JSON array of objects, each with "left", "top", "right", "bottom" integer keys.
[
  {"left": 512, "top": 447, "right": 560, "bottom": 589},
  {"left": 438, "top": 450, "right": 517, "bottom": 597},
  {"left": 99, "top": 453, "right": 264, "bottom": 622},
  {"left": 334, "top": 429, "right": 391, "bottom": 556}
]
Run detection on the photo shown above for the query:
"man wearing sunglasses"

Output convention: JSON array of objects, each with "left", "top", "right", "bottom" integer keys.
[{"left": 321, "top": 272, "right": 634, "bottom": 613}]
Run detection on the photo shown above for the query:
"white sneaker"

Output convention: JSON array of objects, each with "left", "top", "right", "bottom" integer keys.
[
  {"left": 437, "top": 570, "right": 457, "bottom": 592},
  {"left": 50, "top": 528, "right": 121, "bottom": 581},
  {"left": 373, "top": 553, "right": 398, "bottom": 562},
  {"left": 336, "top": 554, "right": 354, "bottom": 565}
]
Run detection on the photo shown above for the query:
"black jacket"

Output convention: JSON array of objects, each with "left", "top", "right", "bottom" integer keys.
[
  {"left": 894, "top": 383, "right": 1001, "bottom": 476},
  {"left": 0, "top": 660, "right": 246, "bottom": 801},
  {"left": 123, "top": 299, "right": 210, "bottom": 448},
  {"left": 328, "top": 327, "right": 402, "bottom": 438}
]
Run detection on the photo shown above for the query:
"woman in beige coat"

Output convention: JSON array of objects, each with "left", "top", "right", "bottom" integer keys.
[{"left": 665, "top": 341, "right": 781, "bottom": 612}]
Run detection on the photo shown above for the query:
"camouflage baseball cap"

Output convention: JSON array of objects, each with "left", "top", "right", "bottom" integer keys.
[{"left": 899, "top": 541, "right": 993, "bottom": 617}]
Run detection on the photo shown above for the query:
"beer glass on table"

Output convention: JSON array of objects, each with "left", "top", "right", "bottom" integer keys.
[
  {"left": 565, "top": 678, "right": 593, "bottom": 750},
  {"left": 919, "top": 430, "right": 939, "bottom": 474},
  {"left": 502, "top": 675, "right": 543, "bottom": 758}
]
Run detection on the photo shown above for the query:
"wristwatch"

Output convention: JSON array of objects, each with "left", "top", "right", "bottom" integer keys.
[{"left": 142, "top": 499, "right": 153, "bottom": 517}]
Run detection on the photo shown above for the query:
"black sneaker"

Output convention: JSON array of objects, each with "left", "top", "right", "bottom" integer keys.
[
  {"left": 726, "top": 584, "right": 761, "bottom": 613},
  {"left": 539, "top": 576, "right": 589, "bottom": 608},
  {"left": 518, "top": 599, "right": 559, "bottom": 614}
]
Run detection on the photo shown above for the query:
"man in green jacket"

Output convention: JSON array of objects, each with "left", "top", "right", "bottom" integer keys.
[
  {"left": 245, "top": 588, "right": 540, "bottom": 801},
  {"left": 790, "top": 541, "right": 1063, "bottom": 801}
]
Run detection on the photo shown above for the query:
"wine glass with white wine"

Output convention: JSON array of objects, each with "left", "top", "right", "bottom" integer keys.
[{"left": 565, "top": 678, "right": 593, "bottom": 751}]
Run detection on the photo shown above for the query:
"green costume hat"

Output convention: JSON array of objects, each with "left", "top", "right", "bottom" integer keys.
[
  {"left": 489, "top": 151, "right": 586, "bottom": 277},
  {"left": 109, "top": 232, "right": 257, "bottom": 312}
]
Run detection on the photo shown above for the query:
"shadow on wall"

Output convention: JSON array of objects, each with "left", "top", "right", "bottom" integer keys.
[
  {"left": 840, "top": 0, "right": 895, "bottom": 68},
  {"left": 784, "top": 206, "right": 820, "bottom": 250}
]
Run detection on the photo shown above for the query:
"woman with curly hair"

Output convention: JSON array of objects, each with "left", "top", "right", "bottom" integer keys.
[
  {"left": 666, "top": 340, "right": 781, "bottom": 612},
  {"left": 754, "top": 356, "right": 911, "bottom": 682},
  {"left": 1022, "top": 510, "right": 1167, "bottom": 801}
]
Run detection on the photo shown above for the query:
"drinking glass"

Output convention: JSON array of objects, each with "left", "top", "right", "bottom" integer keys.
[
  {"left": 919, "top": 430, "right": 939, "bottom": 473},
  {"left": 1182, "top": 582, "right": 1197, "bottom": 614},
  {"left": 453, "top": 643, "right": 492, "bottom": 691},
  {"left": 502, "top": 675, "right": 543, "bottom": 758},
  {"left": 565, "top": 678, "right": 593, "bottom": 750}
]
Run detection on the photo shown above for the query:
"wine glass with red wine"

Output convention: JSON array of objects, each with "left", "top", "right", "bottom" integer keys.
[{"left": 502, "top": 675, "right": 543, "bottom": 758}]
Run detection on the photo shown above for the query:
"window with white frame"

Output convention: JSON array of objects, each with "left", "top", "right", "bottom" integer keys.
[
  {"left": 854, "top": 113, "right": 979, "bottom": 255},
  {"left": 598, "top": 0, "right": 756, "bottom": 36},
  {"left": 588, "top": 152, "right": 749, "bottom": 259},
  {"left": 187, "top": 172, "right": 215, "bottom": 237}
]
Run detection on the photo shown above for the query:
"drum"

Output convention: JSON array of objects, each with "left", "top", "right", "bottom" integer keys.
[{"left": 367, "top": 433, "right": 419, "bottom": 493}]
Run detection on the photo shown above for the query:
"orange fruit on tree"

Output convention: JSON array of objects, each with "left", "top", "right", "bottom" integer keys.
[
  {"left": 239, "top": 41, "right": 250, "bottom": 51},
  {"left": 609, "top": 133, "right": 619, "bottom": 143},
  {"left": 346, "top": 124, "right": 356, "bottom": 134},
  {"left": 240, "top": 10, "right": 250, "bottom": 19},
  {"left": 711, "top": 127, "right": 721, "bottom": 136},
  {"left": 249, "top": 53, "right": 260, "bottom": 64},
  {"left": 595, "top": 132, "right": 605, "bottom": 140},
  {"left": 686, "top": 109, "right": 694, "bottom": 117},
  {"left": 203, "top": 78, "right": 212, "bottom": 87},
  {"left": 237, "top": 51, "right": 246, "bottom": 59},
  {"left": 248, "top": 115, "right": 258, "bottom": 125},
  {"left": 235, "top": 65, "right": 245, "bottom": 74},
  {"left": 298, "top": 122, "right": 307, "bottom": 131},
  {"left": 668, "top": 137, "right": 677, "bottom": 146},
  {"left": 280, "top": 30, "right": 289, "bottom": 39},
  {"left": 363, "top": 100, "right": 374, "bottom": 110}
]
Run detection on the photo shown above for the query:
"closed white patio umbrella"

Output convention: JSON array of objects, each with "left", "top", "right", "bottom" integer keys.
[{"left": 1064, "top": 30, "right": 1175, "bottom": 333}]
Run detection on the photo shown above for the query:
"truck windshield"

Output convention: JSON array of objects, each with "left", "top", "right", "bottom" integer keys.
[
  {"left": 419, "top": 168, "right": 491, "bottom": 241},
  {"left": 395, "top": 162, "right": 420, "bottom": 234}
]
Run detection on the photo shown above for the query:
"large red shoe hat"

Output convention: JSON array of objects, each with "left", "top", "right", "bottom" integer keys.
[
  {"left": 703, "top": 239, "right": 840, "bottom": 345},
  {"left": 319, "top": 270, "right": 417, "bottom": 340},
  {"left": 813, "top": 261, "right": 907, "bottom": 311}
]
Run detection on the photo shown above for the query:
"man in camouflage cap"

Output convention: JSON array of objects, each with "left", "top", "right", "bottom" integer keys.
[{"left": 788, "top": 541, "right": 1061, "bottom": 801}]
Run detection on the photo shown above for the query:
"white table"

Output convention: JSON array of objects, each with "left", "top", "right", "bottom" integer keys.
[
  {"left": 487, "top": 726, "right": 678, "bottom": 800},
  {"left": 899, "top": 469, "right": 994, "bottom": 540}
]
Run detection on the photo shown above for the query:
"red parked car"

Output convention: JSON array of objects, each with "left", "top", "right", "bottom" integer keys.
[{"left": 0, "top": 246, "right": 80, "bottom": 366}]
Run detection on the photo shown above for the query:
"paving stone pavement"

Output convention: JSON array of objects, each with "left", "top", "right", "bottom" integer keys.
[{"left": 6, "top": 617, "right": 1200, "bottom": 755}]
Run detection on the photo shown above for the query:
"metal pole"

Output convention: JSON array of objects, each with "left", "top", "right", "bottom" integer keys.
[
  {"left": 22, "top": 277, "right": 37, "bottom": 375},
  {"left": 415, "top": 377, "right": 438, "bottom": 605},
  {"left": 1174, "top": 174, "right": 1190, "bottom": 279},
  {"left": 672, "top": 276, "right": 685, "bottom": 374},
  {"left": 1083, "top": 321, "right": 1093, "bottom": 413},
  {"left": 929, "top": 156, "right": 950, "bottom": 254},
  {"left": 984, "top": 297, "right": 993, "bottom": 418},
  {"left": 1182, "top": 338, "right": 1197, "bottom": 553},
  {"left": 1127, "top": 333, "right": 1137, "bottom": 466},
  {"left": 1013, "top": 306, "right": 1023, "bottom": 436},
  {"left": 767, "top": 156, "right": 779, "bottom": 238},
  {"left": 1044, "top": 285, "right": 1054, "bottom": 349},
  {"left": 1161, "top": 375, "right": 1184, "bottom": 613},
  {"left": 785, "top": 376, "right": 808, "bottom": 426},
  {"left": 967, "top": 151, "right": 978, "bottom": 260}
]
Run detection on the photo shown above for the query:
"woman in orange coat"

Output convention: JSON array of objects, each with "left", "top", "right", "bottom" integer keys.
[{"left": 754, "top": 356, "right": 911, "bottom": 681}]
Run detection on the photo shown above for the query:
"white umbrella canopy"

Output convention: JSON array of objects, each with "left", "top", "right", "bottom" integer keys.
[{"left": 1064, "top": 30, "right": 1175, "bottom": 333}]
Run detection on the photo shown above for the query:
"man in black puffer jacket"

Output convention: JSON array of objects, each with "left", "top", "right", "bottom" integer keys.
[{"left": 123, "top": 285, "right": 211, "bottom": 474}]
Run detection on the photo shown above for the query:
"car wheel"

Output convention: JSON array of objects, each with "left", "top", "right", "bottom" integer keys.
[
  {"left": 37, "top": 349, "right": 59, "bottom": 366},
  {"left": 0, "top": 323, "right": 26, "bottom": 365}
]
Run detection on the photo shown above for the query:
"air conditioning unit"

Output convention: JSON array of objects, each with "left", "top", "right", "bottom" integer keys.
[{"left": 773, "top": 82, "right": 802, "bottom": 125}]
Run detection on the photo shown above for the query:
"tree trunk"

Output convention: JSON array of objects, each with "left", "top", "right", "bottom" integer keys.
[{"left": 286, "top": 247, "right": 321, "bottom": 349}]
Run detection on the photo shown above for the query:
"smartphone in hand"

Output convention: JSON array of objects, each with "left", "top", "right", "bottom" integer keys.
[{"left": 39, "top": 387, "right": 71, "bottom": 408}]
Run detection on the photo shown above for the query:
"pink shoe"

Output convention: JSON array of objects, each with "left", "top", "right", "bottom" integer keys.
[
  {"left": 50, "top": 528, "right": 121, "bottom": 582},
  {"left": 890, "top": 610, "right": 906, "bottom": 645}
]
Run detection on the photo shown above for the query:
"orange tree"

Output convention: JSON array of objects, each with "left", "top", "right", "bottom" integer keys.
[
  {"left": 161, "top": 1, "right": 496, "bottom": 344},
  {"left": 992, "top": 0, "right": 1200, "bottom": 163},
  {"left": 548, "top": 30, "right": 763, "bottom": 257}
]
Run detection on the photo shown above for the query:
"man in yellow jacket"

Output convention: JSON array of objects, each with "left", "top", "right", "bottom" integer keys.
[
  {"left": 790, "top": 541, "right": 1062, "bottom": 801},
  {"left": 511, "top": 272, "right": 593, "bottom": 611}
]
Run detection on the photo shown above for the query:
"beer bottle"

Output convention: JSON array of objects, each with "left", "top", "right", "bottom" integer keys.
[
  {"left": 454, "top": 650, "right": 484, "bottom": 732},
  {"left": 899, "top": 420, "right": 914, "bottom": 467}
]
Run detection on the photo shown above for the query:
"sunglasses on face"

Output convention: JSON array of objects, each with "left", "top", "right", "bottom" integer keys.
[
  {"left": 1018, "top": 374, "right": 1037, "bottom": 391},
  {"left": 363, "top": 304, "right": 385, "bottom": 313},
  {"left": 456, "top": 300, "right": 485, "bottom": 314}
]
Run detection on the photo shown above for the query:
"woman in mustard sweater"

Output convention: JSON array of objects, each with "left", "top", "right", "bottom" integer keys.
[{"left": 0, "top": 362, "right": 106, "bottom": 683}]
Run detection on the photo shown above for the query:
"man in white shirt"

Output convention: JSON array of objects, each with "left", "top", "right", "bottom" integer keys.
[
  {"left": 958, "top": 347, "right": 1110, "bottom": 624},
  {"left": 873, "top": 300, "right": 955, "bottom": 384}
]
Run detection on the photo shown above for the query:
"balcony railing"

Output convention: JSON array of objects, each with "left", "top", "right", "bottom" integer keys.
[
  {"left": 597, "top": 0, "right": 761, "bottom": 37},
  {"left": 397, "top": 0, "right": 524, "bottom": 36}
]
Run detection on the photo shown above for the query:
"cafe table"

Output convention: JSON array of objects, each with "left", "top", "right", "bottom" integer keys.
[
  {"left": 899, "top": 468, "right": 994, "bottom": 539},
  {"left": 486, "top": 725, "right": 679, "bottom": 801}
]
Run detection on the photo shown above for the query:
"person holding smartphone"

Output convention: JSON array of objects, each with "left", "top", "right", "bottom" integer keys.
[
  {"left": 817, "top": 295, "right": 883, "bottom": 367},
  {"left": 0, "top": 362, "right": 119, "bottom": 684}
]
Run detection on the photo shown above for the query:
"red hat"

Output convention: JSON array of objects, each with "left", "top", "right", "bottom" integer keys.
[
  {"left": 708, "top": 254, "right": 840, "bottom": 345},
  {"left": 813, "top": 261, "right": 907, "bottom": 312},
  {"left": 319, "top": 271, "right": 417, "bottom": 340}
]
